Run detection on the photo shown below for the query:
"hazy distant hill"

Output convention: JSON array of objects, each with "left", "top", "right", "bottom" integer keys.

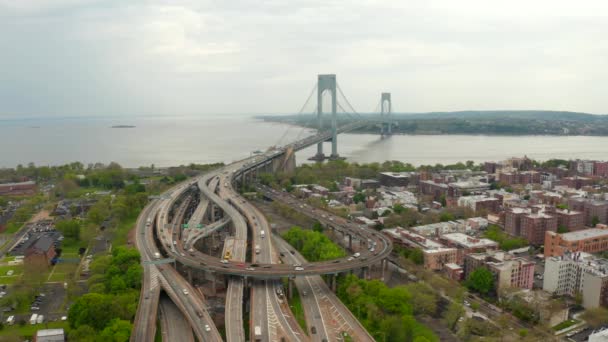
[{"left": 258, "top": 110, "right": 608, "bottom": 136}]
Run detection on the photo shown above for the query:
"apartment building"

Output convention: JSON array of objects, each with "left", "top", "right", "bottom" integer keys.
[
  {"left": 505, "top": 206, "right": 557, "bottom": 244},
  {"left": 545, "top": 228, "right": 608, "bottom": 257},
  {"left": 419, "top": 180, "right": 449, "bottom": 201},
  {"left": 457, "top": 195, "right": 500, "bottom": 213},
  {"left": 439, "top": 233, "right": 498, "bottom": 265},
  {"left": 378, "top": 172, "right": 419, "bottom": 187},
  {"left": 465, "top": 251, "right": 535, "bottom": 290},
  {"left": 555, "top": 209, "right": 584, "bottom": 231},
  {"left": 543, "top": 252, "right": 608, "bottom": 309},
  {"left": 383, "top": 227, "right": 457, "bottom": 270},
  {"left": 520, "top": 208, "right": 558, "bottom": 245}
]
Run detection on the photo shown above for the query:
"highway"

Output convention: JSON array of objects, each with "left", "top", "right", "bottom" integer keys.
[
  {"left": 132, "top": 181, "right": 223, "bottom": 342},
  {"left": 131, "top": 200, "right": 162, "bottom": 342},
  {"left": 274, "top": 236, "right": 374, "bottom": 342},
  {"left": 133, "top": 127, "right": 391, "bottom": 340},
  {"left": 243, "top": 194, "right": 307, "bottom": 342},
  {"left": 159, "top": 295, "right": 195, "bottom": 342}
]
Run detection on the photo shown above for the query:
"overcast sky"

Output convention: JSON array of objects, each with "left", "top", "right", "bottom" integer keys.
[{"left": 1, "top": 0, "right": 608, "bottom": 118}]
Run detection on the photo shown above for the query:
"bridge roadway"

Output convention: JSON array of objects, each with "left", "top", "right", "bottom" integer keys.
[
  {"left": 161, "top": 182, "right": 392, "bottom": 278},
  {"left": 245, "top": 193, "right": 306, "bottom": 342},
  {"left": 136, "top": 121, "right": 392, "bottom": 340},
  {"left": 274, "top": 236, "right": 374, "bottom": 342},
  {"left": 159, "top": 295, "right": 195, "bottom": 342},
  {"left": 132, "top": 181, "right": 223, "bottom": 342}
]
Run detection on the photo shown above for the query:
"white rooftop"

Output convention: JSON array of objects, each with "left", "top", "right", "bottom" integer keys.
[{"left": 442, "top": 233, "right": 498, "bottom": 248}]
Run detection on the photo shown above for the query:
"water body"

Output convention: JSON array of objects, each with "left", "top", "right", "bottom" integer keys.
[{"left": 1, "top": 115, "right": 607, "bottom": 168}]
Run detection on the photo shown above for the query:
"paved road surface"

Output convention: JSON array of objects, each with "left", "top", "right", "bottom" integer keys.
[
  {"left": 159, "top": 295, "right": 195, "bottom": 342},
  {"left": 274, "top": 236, "right": 374, "bottom": 342}
]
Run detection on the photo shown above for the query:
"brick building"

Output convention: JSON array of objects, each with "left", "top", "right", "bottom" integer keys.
[
  {"left": 545, "top": 228, "right": 608, "bottom": 257},
  {"left": 520, "top": 208, "right": 558, "bottom": 245},
  {"left": 24, "top": 236, "right": 56, "bottom": 269},
  {"left": 505, "top": 207, "right": 530, "bottom": 237},
  {"left": 505, "top": 206, "right": 557, "bottom": 244},
  {"left": 561, "top": 176, "right": 593, "bottom": 190},
  {"left": 498, "top": 171, "right": 541, "bottom": 186},
  {"left": 0, "top": 181, "right": 37, "bottom": 196},
  {"left": 594, "top": 162, "right": 608, "bottom": 177},
  {"left": 378, "top": 172, "right": 419, "bottom": 187},
  {"left": 457, "top": 195, "right": 500, "bottom": 213},
  {"left": 419, "top": 180, "right": 448, "bottom": 201},
  {"left": 584, "top": 201, "right": 608, "bottom": 226},
  {"left": 382, "top": 227, "right": 457, "bottom": 270},
  {"left": 555, "top": 209, "right": 584, "bottom": 231},
  {"left": 439, "top": 233, "right": 498, "bottom": 265}
]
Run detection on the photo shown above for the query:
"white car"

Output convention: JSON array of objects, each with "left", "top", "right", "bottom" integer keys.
[
  {"left": 347, "top": 257, "right": 354, "bottom": 261},
  {"left": 204, "top": 324, "right": 211, "bottom": 332},
  {"left": 6, "top": 270, "right": 13, "bottom": 276},
  {"left": 221, "top": 259, "right": 229, "bottom": 264},
  {"left": 182, "top": 289, "right": 189, "bottom": 295},
  {"left": 294, "top": 267, "right": 304, "bottom": 271}
]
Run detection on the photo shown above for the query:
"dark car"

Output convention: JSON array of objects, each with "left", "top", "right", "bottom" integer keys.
[{"left": 311, "top": 326, "right": 317, "bottom": 334}]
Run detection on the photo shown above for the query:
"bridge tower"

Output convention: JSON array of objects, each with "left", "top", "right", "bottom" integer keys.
[
  {"left": 312, "top": 74, "right": 340, "bottom": 160},
  {"left": 380, "top": 92, "right": 392, "bottom": 137}
]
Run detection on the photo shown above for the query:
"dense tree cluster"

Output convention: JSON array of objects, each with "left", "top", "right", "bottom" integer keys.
[
  {"left": 283, "top": 226, "right": 346, "bottom": 261},
  {"left": 337, "top": 275, "right": 439, "bottom": 341},
  {"left": 465, "top": 267, "right": 495, "bottom": 296},
  {"left": 482, "top": 225, "right": 528, "bottom": 251},
  {"left": 69, "top": 247, "right": 141, "bottom": 341},
  {"left": 55, "top": 219, "right": 81, "bottom": 241}
]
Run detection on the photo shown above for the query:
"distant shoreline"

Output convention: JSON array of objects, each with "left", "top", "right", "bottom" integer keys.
[{"left": 111, "top": 125, "right": 136, "bottom": 128}]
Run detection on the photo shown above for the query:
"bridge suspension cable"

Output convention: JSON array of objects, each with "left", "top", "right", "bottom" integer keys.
[{"left": 274, "top": 83, "right": 317, "bottom": 147}]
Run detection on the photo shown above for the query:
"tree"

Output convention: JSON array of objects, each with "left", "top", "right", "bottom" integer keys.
[
  {"left": 443, "top": 302, "right": 464, "bottom": 331},
  {"left": 99, "top": 319, "right": 132, "bottom": 342},
  {"left": 466, "top": 268, "right": 495, "bottom": 295},
  {"left": 582, "top": 307, "right": 608, "bottom": 328},
  {"left": 68, "top": 293, "right": 118, "bottom": 330},
  {"left": 68, "top": 325, "right": 96, "bottom": 342},
  {"left": 409, "top": 248, "right": 424, "bottom": 265},
  {"left": 592, "top": 216, "right": 600, "bottom": 227},
  {"left": 55, "top": 220, "right": 81, "bottom": 241},
  {"left": 557, "top": 225, "right": 569, "bottom": 234},
  {"left": 405, "top": 283, "right": 437, "bottom": 316}
]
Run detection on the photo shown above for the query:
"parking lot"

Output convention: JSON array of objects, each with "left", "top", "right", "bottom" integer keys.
[{"left": 9, "top": 220, "right": 62, "bottom": 257}]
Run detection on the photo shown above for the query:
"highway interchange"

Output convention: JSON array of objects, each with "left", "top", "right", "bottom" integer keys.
[{"left": 132, "top": 143, "right": 392, "bottom": 341}]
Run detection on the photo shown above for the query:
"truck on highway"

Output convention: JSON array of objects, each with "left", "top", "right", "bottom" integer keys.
[
  {"left": 255, "top": 245, "right": 260, "bottom": 254},
  {"left": 260, "top": 230, "right": 265, "bottom": 238},
  {"left": 146, "top": 218, "right": 152, "bottom": 227},
  {"left": 254, "top": 326, "right": 262, "bottom": 341},
  {"left": 29, "top": 314, "right": 38, "bottom": 325},
  {"left": 36, "top": 315, "right": 44, "bottom": 324}
]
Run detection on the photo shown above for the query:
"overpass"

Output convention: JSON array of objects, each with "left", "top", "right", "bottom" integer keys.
[{"left": 132, "top": 74, "right": 394, "bottom": 342}]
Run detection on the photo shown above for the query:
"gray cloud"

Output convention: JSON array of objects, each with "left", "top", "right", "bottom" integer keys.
[{"left": 1, "top": 0, "right": 607, "bottom": 118}]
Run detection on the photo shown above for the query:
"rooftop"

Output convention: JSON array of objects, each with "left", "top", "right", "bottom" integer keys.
[
  {"left": 379, "top": 172, "right": 417, "bottom": 178},
  {"left": 559, "top": 228, "right": 608, "bottom": 242},
  {"left": 441, "top": 233, "right": 498, "bottom": 248}
]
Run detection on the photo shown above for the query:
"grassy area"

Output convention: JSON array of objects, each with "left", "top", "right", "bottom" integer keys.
[
  {"left": 1, "top": 256, "right": 17, "bottom": 263},
  {"left": 48, "top": 272, "right": 68, "bottom": 283},
  {"left": 0, "top": 320, "right": 69, "bottom": 338},
  {"left": 289, "top": 287, "right": 308, "bottom": 334},
  {"left": 553, "top": 319, "right": 580, "bottom": 331},
  {"left": 0, "top": 265, "right": 24, "bottom": 276},
  {"left": 0, "top": 275, "right": 22, "bottom": 285}
]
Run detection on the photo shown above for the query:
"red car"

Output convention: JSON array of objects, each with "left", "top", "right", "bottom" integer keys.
[{"left": 236, "top": 263, "right": 245, "bottom": 268}]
